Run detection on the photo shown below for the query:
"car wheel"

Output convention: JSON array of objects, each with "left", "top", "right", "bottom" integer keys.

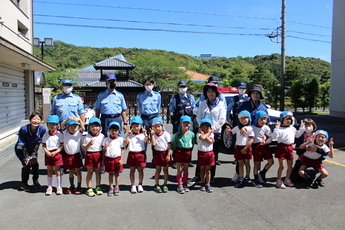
[{"left": 222, "top": 124, "right": 233, "bottom": 149}]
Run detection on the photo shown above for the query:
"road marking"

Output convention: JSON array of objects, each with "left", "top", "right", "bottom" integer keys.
[
  {"left": 325, "top": 159, "right": 345, "bottom": 167},
  {"left": 334, "top": 147, "right": 345, "bottom": 150},
  {"left": 333, "top": 155, "right": 345, "bottom": 159}
]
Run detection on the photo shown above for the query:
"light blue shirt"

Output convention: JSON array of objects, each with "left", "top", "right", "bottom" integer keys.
[
  {"left": 94, "top": 90, "right": 127, "bottom": 115},
  {"left": 137, "top": 91, "right": 161, "bottom": 115},
  {"left": 169, "top": 93, "right": 196, "bottom": 111},
  {"left": 51, "top": 93, "right": 85, "bottom": 123}
]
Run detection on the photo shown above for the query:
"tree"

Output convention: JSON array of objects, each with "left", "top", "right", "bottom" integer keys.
[
  {"left": 304, "top": 77, "right": 319, "bottom": 112},
  {"left": 289, "top": 80, "right": 305, "bottom": 112},
  {"left": 319, "top": 81, "right": 330, "bottom": 111},
  {"left": 285, "top": 63, "right": 304, "bottom": 87}
]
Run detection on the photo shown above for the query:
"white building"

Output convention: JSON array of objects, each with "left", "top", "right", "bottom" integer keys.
[{"left": 0, "top": 0, "right": 54, "bottom": 142}]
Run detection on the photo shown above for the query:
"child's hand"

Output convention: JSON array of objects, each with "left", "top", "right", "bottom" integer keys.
[
  {"left": 276, "top": 121, "right": 281, "bottom": 127},
  {"left": 127, "top": 129, "right": 132, "bottom": 135},
  {"left": 165, "top": 155, "right": 171, "bottom": 163},
  {"left": 240, "top": 127, "right": 247, "bottom": 136},
  {"left": 199, "top": 128, "right": 204, "bottom": 135},
  {"left": 241, "top": 147, "right": 247, "bottom": 154},
  {"left": 119, "top": 159, "right": 123, "bottom": 166},
  {"left": 143, "top": 128, "right": 147, "bottom": 135},
  {"left": 300, "top": 120, "right": 305, "bottom": 126},
  {"left": 150, "top": 128, "right": 155, "bottom": 136},
  {"left": 88, "top": 139, "right": 95, "bottom": 146},
  {"left": 329, "top": 137, "right": 334, "bottom": 147}
]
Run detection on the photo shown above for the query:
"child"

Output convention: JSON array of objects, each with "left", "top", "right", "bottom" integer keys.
[
  {"left": 15, "top": 111, "right": 46, "bottom": 191},
  {"left": 252, "top": 111, "right": 274, "bottom": 188},
  {"left": 124, "top": 116, "right": 149, "bottom": 194},
  {"left": 298, "top": 130, "right": 334, "bottom": 188},
  {"left": 82, "top": 117, "right": 105, "bottom": 197},
  {"left": 272, "top": 111, "right": 304, "bottom": 188},
  {"left": 61, "top": 117, "right": 85, "bottom": 194},
  {"left": 103, "top": 121, "right": 125, "bottom": 196},
  {"left": 197, "top": 118, "right": 215, "bottom": 193},
  {"left": 150, "top": 117, "right": 172, "bottom": 193},
  {"left": 172, "top": 115, "right": 195, "bottom": 194},
  {"left": 226, "top": 110, "right": 254, "bottom": 188},
  {"left": 42, "top": 115, "right": 64, "bottom": 195}
]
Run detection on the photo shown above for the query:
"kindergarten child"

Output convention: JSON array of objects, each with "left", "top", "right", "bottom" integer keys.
[
  {"left": 150, "top": 117, "right": 172, "bottom": 193},
  {"left": 226, "top": 110, "right": 254, "bottom": 188},
  {"left": 252, "top": 111, "right": 274, "bottom": 188},
  {"left": 272, "top": 111, "right": 304, "bottom": 189},
  {"left": 298, "top": 130, "right": 334, "bottom": 188},
  {"left": 197, "top": 118, "right": 215, "bottom": 193},
  {"left": 124, "top": 116, "right": 149, "bottom": 194},
  {"left": 61, "top": 117, "right": 85, "bottom": 194},
  {"left": 172, "top": 115, "right": 195, "bottom": 194},
  {"left": 42, "top": 115, "right": 64, "bottom": 195},
  {"left": 82, "top": 117, "right": 105, "bottom": 197},
  {"left": 103, "top": 121, "right": 125, "bottom": 196}
]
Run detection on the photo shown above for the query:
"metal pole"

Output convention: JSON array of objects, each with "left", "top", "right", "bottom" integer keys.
[
  {"left": 280, "top": 0, "right": 286, "bottom": 111},
  {"left": 40, "top": 42, "right": 44, "bottom": 61}
]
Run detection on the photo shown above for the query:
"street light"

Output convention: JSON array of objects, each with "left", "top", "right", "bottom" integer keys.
[{"left": 33, "top": 38, "right": 54, "bottom": 61}]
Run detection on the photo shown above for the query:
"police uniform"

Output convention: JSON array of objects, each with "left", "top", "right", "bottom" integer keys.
[
  {"left": 169, "top": 93, "right": 195, "bottom": 134},
  {"left": 94, "top": 90, "right": 127, "bottom": 136},
  {"left": 137, "top": 91, "right": 161, "bottom": 129},
  {"left": 51, "top": 93, "right": 85, "bottom": 123}
]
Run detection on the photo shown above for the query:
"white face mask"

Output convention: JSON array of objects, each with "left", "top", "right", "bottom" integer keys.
[
  {"left": 305, "top": 126, "right": 313, "bottom": 133},
  {"left": 179, "top": 88, "right": 187, "bottom": 94},
  {"left": 63, "top": 86, "right": 73, "bottom": 94},
  {"left": 145, "top": 85, "right": 153, "bottom": 92},
  {"left": 238, "top": 89, "right": 246, "bottom": 95}
]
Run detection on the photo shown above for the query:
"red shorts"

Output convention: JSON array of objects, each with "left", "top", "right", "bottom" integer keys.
[
  {"left": 45, "top": 151, "right": 63, "bottom": 167},
  {"left": 126, "top": 151, "right": 146, "bottom": 168},
  {"left": 234, "top": 145, "right": 252, "bottom": 160},
  {"left": 301, "top": 155, "right": 325, "bottom": 169},
  {"left": 275, "top": 143, "right": 294, "bottom": 160},
  {"left": 152, "top": 150, "right": 172, "bottom": 167},
  {"left": 63, "top": 153, "right": 83, "bottom": 169},
  {"left": 84, "top": 151, "right": 102, "bottom": 168},
  {"left": 252, "top": 143, "right": 273, "bottom": 162},
  {"left": 105, "top": 156, "right": 124, "bottom": 173},
  {"left": 173, "top": 147, "right": 192, "bottom": 163},
  {"left": 198, "top": 150, "right": 215, "bottom": 167}
]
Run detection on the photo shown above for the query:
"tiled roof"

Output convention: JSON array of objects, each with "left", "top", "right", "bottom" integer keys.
[{"left": 93, "top": 56, "right": 136, "bottom": 70}]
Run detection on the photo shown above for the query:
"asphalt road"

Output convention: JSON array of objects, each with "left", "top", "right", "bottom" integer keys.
[{"left": 0, "top": 114, "right": 345, "bottom": 230}]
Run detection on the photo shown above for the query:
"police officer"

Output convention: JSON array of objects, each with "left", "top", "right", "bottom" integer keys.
[
  {"left": 94, "top": 74, "right": 128, "bottom": 136},
  {"left": 199, "top": 76, "right": 227, "bottom": 108},
  {"left": 169, "top": 80, "right": 195, "bottom": 134},
  {"left": 227, "top": 81, "right": 249, "bottom": 127},
  {"left": 137, "top": 77, "right": 161, "bottom": 130},
  {"left": 51, "top": 79, "right": 85, "bottom": 124}
]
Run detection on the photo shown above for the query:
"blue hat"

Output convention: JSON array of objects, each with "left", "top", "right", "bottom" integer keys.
[
  {"left": 253, "top": 111, "right": 268, "bottom": 126},
  {"left": 47, "top": 115, "right": 59, "bottom": 124},
  {"left": 131, "top": 116, "right": 143, "bottom": 125},
  {"left": 89, "top": 117, "right": 101, "bottom": 126},
  {"left": 280, "top": 111, "right": 293, "bottom": 120},
  {"left": 178, "top": 80, "right": 187, "bottom": 87},
  {"left": 180, "top": 115, "right": 192, "bottom": 124},
  {"left": 238, "top": 110, "right": 252, "bottom": 124},
  {"left": 66, "top": 119, "right": 79, "bottom": 126},
  {"left": 109, "top": 121, "right": 120, "bottom": 129},
  {"left": 208, "top": 76, "right": 219, "bottom": 84},
  {"left": 200, "top": 118, "right": 213, "bottom": 127},
  {"left": 248, "top": 84, "right": 264, "bottom": 99},
  {"left": 238, "top": 82, "right": 247, "bottom": 89},
  {"left": 152, "top": 117, "right": 164, "bottom": 126},
  {"left": 62, "top": 79, "right": 73, "bottom": 85},
  {"left": 315, "top": 130, "right": 329, "bottom": 139},
  {"left": 106, "top": 74, "right": 116, "bottom": 81}
]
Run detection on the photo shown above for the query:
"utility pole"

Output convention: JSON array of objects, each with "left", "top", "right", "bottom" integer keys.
[{"left": 280, "top": 0, "right": 286, "bottom": 111}]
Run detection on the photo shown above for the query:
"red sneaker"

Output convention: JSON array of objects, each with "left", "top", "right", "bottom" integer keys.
[
  {"left": 65, "top": 186, "right": 75, "bottom": 194},
  {"left": 74, "top": 186, "right": 82, "bottom": 195}
]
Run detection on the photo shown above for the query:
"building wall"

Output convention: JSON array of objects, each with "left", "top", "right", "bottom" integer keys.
[{"left": 330, "top": 0, "right": 345, "bottom": 117}]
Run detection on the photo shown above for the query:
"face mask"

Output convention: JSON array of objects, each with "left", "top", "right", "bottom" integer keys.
[
  {"left": 145, "top": 85, "right": 153, "bottom": 92},
  {"left": 238, "top": 89, "right": 246, "bottom": 95},
  {"left": 179, "top": 88, "right": 187, "bottom": 94},
  {"left": 63, "top": 86, "right": 73, "bottom": 94},
  {"left": 305, "top": 126, "right": 313, "bottom": 133},
  {"left": 107, "top": 83, "right": 116, "bottom": 90}
]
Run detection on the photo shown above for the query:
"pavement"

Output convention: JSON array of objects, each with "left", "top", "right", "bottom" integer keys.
[{"left": 0, "top": 114, "right": 345, "bottom": 230}]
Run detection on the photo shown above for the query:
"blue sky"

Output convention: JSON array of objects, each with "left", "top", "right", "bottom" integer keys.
[{"left": 33, "top": 0, "right": 332, "bottom": 62}]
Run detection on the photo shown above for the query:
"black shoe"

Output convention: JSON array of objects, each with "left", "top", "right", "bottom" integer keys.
[
  {"left": 171, "top": 163, "right": 177, "bottom": 169},
  {"left": 33, "top": 181, "right": 41, "bottom": 190},
  {"left": 189, "top": 162, "right": 194, "bottom": 167},
  {"left": 235, "top": 180, "right": 244, "bottom": 188},
  {"left": 20, "top": 183, "right": 31, "bottom": 191},
  {"left": 243, "top": 176, "right": 250, "bottom": 184},
  {"left": 310, "top": 181, "right": 319, "bottom": 189},
  {"left": 216, "top": 160, "right": 221, "bottom": 165},
  {"left": 315, "top": 179, "right": 325, "bottom": 187}
]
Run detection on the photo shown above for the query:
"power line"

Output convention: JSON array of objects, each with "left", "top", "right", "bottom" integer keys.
[
  {"left": 288, "top": 21, "right": 331, "bottom": 29},
  {"left": 287, "top": 30, "right": 331, "bottom": 38},
  {"left": 287, "top": 35, "right": 331, "bottom": 43}
]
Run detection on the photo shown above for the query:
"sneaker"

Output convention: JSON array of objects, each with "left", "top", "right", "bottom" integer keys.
[
  {"left": 206, "top": 185, "right": 213, "bottom": 193},
  {"left": 162, "top": 185, "right": 168, "bottom": 193},
  {"left": 45, "top": 187, "right": 53, "bottom": 196},
  {"left": 284, "top": 178, "right": 294, "bottom": 187},
  {"left": 171, "top": 163, "right": 177, "bottom": 169},
  {"left": 86, "top": 188, "right": 95, "bottom": 197},
  {"left": 177, "top": 185, "right": 185, "bottom": 194},
  {"left": 95, "top": 186, "right": 103, "bottom": 195},
  {"left": 216, "top": 160, "right": 221, "bottom": 165},
  {"left": 315, "top": 178, "right": 325, "bottom": 187},
  {"left": 153, "top": 185, "right": 162, "bottom": 193},
  {"left": 189, "top": 162, "right": 195, "bottom": 167},
  {"left": 243, "top": 175, "right": 250, "bottom": 184},
  {"left": 200, "top": 186, "right": 206, "bottom": 191},
  {"left": 114, "top": 187, "right": 120, "bottom": 196},
  {"left": 138, "top": 184, "right": 144, "bottom": 193},
  {"left": 188, "top": 176, "right": 200, "bottom": 186},
  {"left": 107, "top": 187, "right": 114, "bottom": 196},
  {"left": 56, "top": 187, "right": 63, "bottom": 195},
  {"left": 20, "top": 183, "right": 31, "bottom": 192},
  {"left": 65, "top": 186, "right": 75, "bottom": 194},
  {"left": 131, "top": 185, "right": 137, "bottom": 194},
  {"left": 310, "top": 181, "right": 319, "bottom": 189},
  {"left": 101, "top": 166, "right": 105, "bottom": 174},
  {"left": 253, "top": 179, "right": 263, "bottom": 188},
  {"left": 183, "top": 183, "right": 190, "bottom": 192},
  {"left": 235, "top": 179, "right": 244, "bottom": 188},
  {"left": 33, "top": 181, "right": 41, "bottom": 190},
  {"left": 75, "top": 186, "right": 82, "bottom": 195},
  {"left": 276, "top": 180, "right": 286, "bottom": 189},
  {"left": 258, "top": 170, "right": 267, "bottom": 183},
  {"left": 232, "top": 173, "right": 239, "bottom": 182}
]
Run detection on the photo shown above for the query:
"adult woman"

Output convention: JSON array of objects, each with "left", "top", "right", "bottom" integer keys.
[{"left": 196, "top": 83, "right": 226, "bottom": 182}]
